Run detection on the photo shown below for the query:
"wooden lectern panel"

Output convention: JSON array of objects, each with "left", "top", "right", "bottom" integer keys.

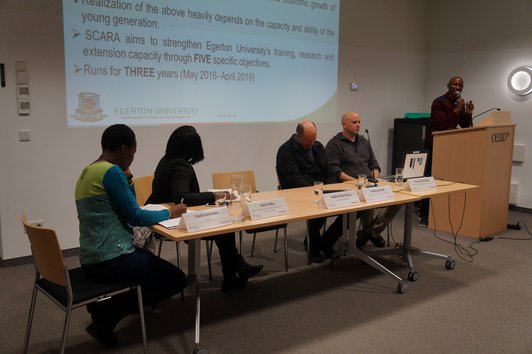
[
  {"left": 430, "top": 116, "right": 515, "bottom": 238},
  {"left": 476, "top": 111, "right": 512, "bottom": 127}
]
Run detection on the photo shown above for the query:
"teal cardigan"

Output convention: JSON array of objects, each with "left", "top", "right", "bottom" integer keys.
[{"left": 75, "top": 161, "right": 170, "bottom": 265}]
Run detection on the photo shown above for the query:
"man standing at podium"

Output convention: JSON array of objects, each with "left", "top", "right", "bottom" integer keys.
[{"left": 419, "top": 76, "right": 475, "bottom": 225}]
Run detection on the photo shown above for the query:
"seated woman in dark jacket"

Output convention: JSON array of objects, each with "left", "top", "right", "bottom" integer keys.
[{"left": 147, "top": 125, "right": 262, "bottom": 292}]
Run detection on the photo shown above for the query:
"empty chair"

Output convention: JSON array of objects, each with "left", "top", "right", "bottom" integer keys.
[
  {"left": 21, "top": 214, "right": 148, "bottom": 354},
  {"left": 212, "top": 170, "right": 289, "bottom": 271}
]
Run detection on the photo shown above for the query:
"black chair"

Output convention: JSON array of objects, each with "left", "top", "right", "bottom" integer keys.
[{"left": 21, "top": 215, "right": 148, "bottom": 354}]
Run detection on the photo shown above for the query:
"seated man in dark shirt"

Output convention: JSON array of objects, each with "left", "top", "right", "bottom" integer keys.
[
  {"left": 276, "top": 120, "right": 342, "bottom": 263},
  {"left": 325, "top": 111, "right": 401, "bottom": 249}
]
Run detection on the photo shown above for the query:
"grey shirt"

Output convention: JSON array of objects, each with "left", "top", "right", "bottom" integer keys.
[{"left": 325, "top": 132, "right": 380, "bottom": 180}]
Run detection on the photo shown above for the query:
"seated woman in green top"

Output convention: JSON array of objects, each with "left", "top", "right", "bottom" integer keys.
[{"left": 75, "top": 124, "right": 187, "bottom": 347}]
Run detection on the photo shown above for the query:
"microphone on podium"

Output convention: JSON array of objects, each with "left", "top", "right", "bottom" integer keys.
[
  {"left": 365, "top": 129, "right": 378, "bottom": 186},
  {"left": 471, "top": 108, "right": 501, "bottom": 126},
  {"left": 472, "top": 107, "right": 501, "bottom": 119}
]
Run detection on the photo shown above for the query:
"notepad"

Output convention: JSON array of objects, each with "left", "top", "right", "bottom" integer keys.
[
  {"left": 158, "top": 217, "right": 182, "bottom": 229},
  {"left": 141, "top": 204, "right": 168, "bottom": 212}
]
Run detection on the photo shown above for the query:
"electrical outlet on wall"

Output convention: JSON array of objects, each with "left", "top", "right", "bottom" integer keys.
[{"left": 19, "top": 130, "right": 31, "bottom": 142}]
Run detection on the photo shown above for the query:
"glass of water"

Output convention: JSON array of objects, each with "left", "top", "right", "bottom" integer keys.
[
  {"left": 313, "top": 181, "right": 324, "bottom": 205},
  {"left": 229, "top": 187, "right": 243, "bottom": 223},
  {"left": 242, "top": 184, "right": 252, "bottom": 202},
  {"left": 231, "top": 175, "right": 243, "bottom": 194},
  {"left": 395, "top": 167, "right": 404, "bottom": 186},
  {"left": 356, "top": 174, "right": 367, "bottom": 189}
]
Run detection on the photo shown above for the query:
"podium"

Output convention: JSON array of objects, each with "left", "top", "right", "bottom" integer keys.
[{"left": 429, "top": 111, "right": 515, "bottom": 238}]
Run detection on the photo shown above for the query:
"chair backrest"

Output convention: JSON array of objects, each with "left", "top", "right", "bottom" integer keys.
[
  {"left": 212, "top": 170, "right": 257, "bottom": 192},
  {"left": 21, "top": 214, "right": 66, "bottom": 286},
  {"left": 133, "top": 175, "right": 154, "bottom": 206},
  {"left": 275, "top": 165, "right": 282, "bottom": 190}
]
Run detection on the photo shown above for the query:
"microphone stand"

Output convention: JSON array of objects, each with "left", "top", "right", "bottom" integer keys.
[
  {"left": 364, "top": 129, "right": 378, "bottom": 187},
  {"left": 471, "top": 108, "right": 501, "bottom": 126}
]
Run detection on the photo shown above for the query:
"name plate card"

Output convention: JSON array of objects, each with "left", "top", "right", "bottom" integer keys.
[
  {"left": 322, "top": 190, "right": 360, "bottom": 209},
  {"left": 245, "top": 198, "right": 289, "bottom": 221},
  {"left": 406, "top": 177, "right": 436, "bottom": 192},
  {"left": 180, "top": 207, "right": 232, "bottom": 232},
  {"left": 361, "top": 185, "right": 395, "bottom": 203}
]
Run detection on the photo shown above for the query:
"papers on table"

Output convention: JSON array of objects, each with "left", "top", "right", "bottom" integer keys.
[
  {"left": 207, "top": 188, "right": 231, "bottom": 193},
  {"left": 141, "top": 204, "right": 168, "bottom": 212},
  {"left": 157, "top": 207, "right": 232, "bottom": 232},
  {"left": 158, "top": 217, "right": 182, "bottom": 229},
  {"left": 141, "top": 204, "right": 180, "bottom": 229}
]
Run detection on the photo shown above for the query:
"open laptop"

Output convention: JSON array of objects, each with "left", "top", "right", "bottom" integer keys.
[{"left": 380, "top": 150, "right": 429, "bottom": 181}]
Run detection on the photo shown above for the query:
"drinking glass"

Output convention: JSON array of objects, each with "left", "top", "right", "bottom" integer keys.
[
  {"left": 231, "top": 175, "right": 243, "bottom": 194},
  {"left": 395, "top": 167, "right": 404, "bottom": 186},
  {"left": 242, "top": 184, "right": 252, "bottom": 203},
  {"left": 356, "top": 174, "right": 367, "bottom": 189},
  {"left": 229, "top": 188, "right": 243, "bottom": 223},
  {"left": 215, "top": 191, "right": 227, "bottom": 207},
  {"left": 313, "top": 181, "right": 324, "bottom": 205}
]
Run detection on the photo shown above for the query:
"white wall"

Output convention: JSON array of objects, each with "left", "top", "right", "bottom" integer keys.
[
  {"left": 425, "top": 0, "right": 532, "bottom": 207},
  {"left": 0, "top": 0, "right": 447, "bottom": 260}
]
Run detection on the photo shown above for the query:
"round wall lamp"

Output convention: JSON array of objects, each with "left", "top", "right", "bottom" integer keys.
[{"left": 507, "top": 66, "right": 532, "bottom": 96}]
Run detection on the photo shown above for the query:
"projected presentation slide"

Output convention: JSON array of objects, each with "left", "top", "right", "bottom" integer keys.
[{"left": 63, "top": 0, "right": 339, "bottom": 126}]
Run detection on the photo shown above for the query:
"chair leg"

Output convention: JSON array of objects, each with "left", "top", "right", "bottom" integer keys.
[
  {"left": 157, "top": 237, "right": 163, "bottom": 257},
  {"left": 136, "top": 285, "right": 148, "bottom": 354},
  {"left": 23, "top": 285, "right": 38, "bottom": 354},
  {"left": 283, "top": 227, "right": 288, "bottom": 272},
  {"left": 175, "top": 241, "right": 181, "bottom": 268},
  {"left": 59, "top": 305, "right": 73, "bottom": 354},
  {"left": 251, "top": 234, "right": 257, "bottom": 257},
  {"left": 205, "top": 241, "right": 213, "bottom": 281},
  {"left": 273, "top": 229, "right": 280, "bottom": 253},
  {"left": 306, "top": 228, "right": 311, "bottom": 265},
  {"left": 239, "top": 231, "right": 243, "bottom": 254}
]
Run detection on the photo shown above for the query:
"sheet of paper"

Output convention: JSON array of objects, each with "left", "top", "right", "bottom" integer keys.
[
  {"left": 158, "top": 217, "right": 182, "bottom": 229},
  {"left": 142, "top": 204, "right": 168, "bottom": 212}
]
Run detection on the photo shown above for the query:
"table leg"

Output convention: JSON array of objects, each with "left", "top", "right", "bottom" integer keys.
[
  {"left": 336, "top": 210, "right": 408, "bottom": 293},
  {"left": 367, "top": 202, "right": 455, "bottom": 285},
  {"left": 188, "top": 239, "right": 209, "bottom": 353}
]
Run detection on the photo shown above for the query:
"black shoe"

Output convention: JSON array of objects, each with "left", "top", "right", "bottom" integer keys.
[
  {"left": 85, "top": 322, "right": 117, "bottom": 348},
  {"left": 370, "top": 235, "right": 386, "bottom": 248},
  {"left": 418, "top": 217, "right": 428, "bottom": 227},
  {"left": 308, "top": 250, "right": 324, "bottom": 263},
  {"left": 356, "top": 230, "right": 370, "bottom": 250},
  {"left": 238, "top": 264, "right": 263, "bottom": 280},
  {"left": 236, "top": 254, "right": 263, "bottom": 280}
]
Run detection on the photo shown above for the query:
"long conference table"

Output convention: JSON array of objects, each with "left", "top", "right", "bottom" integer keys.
[{"left": 152, "top": 180, "right": 477, "bottom": 353}]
